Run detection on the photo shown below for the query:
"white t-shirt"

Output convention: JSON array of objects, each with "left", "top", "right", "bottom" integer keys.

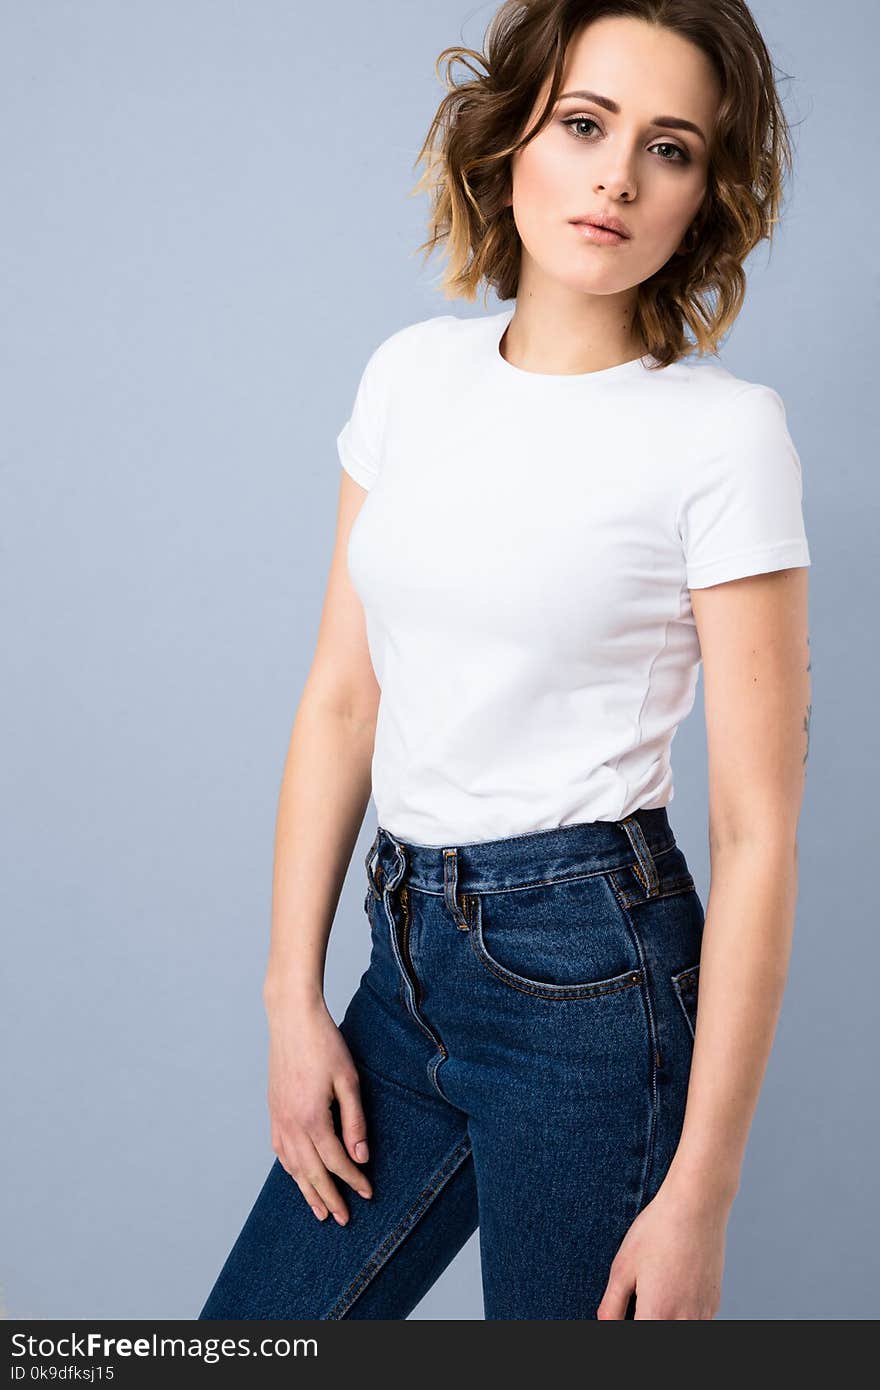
[{"left": 336, "top": 305, "right": 811, "bottom": 847}]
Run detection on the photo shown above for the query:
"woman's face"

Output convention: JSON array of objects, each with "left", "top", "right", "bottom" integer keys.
[{"left": 508, "top": 15, "right": 721, "bottom": 297}]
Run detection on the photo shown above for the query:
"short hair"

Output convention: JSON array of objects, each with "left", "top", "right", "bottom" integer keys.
[{"left": 411, "top": 0, "right": 795, "bottom": 367}]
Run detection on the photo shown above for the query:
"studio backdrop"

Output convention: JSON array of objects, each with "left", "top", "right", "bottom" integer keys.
[{"left": 1, "top": 0, "right": 876, "bottom": 1320}]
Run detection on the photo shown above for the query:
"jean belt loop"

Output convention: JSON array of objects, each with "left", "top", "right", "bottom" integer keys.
[
  {"left": 619, "top": 814, "right": 659, "bottom": 896},
  {"left": 442, "top": 847, "right": 469, "bottom": 929},
  {"left": 382, "top": 831, "right": 407, "bottom": 895}
]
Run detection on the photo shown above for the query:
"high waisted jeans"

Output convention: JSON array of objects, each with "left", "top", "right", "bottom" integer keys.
[{"left": 198, "top": 807, "right": 704, "bottom": 1320}]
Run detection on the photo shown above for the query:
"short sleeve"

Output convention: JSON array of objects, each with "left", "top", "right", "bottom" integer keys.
[
  {"left": 677, "top": 384, "right": 812, "bottom": 588},
  {"left": 336, "top": 340, "right": 389, "bottom": 491}
]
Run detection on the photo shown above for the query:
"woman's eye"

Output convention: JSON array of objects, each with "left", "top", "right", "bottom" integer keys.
[
  {"left": 560, "top": 117, "right": 690, "bottom": 164},
  {"left": 561, "top": 116, "right": 600, "bottom": 140},
  {"left": 651, "top": 141, "right": 689, "bottom": 164}
]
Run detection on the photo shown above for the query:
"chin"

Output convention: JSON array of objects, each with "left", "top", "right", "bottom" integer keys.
[{"left": 553, "top": 265, "right": 637, "bottom": 296}]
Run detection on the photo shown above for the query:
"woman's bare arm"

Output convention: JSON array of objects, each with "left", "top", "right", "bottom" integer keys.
[
  {"left": 599, "top": 565, "right": 810, "bottom": 1317},
  {"left": 263, "top": 469, "right": 380, "bottom": 1008},
  {"left": 664, "top": 565, "right": 810, "bottom": 1204},
  {"left": 260, "top": 469, "right": 382, "bottom": 1226}
]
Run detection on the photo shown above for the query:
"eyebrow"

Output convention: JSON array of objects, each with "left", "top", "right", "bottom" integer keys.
[{"left": 556, "top": 89, "right": 707, "bottom": 145}]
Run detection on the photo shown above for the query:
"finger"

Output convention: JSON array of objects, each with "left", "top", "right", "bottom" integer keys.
[
  {"left": 278, "top": 1130, "right": 349, "bottom": 1226},
  {"left": 301, "top": 1156, "right": 350, "bottom": 1223},
  {"left": 298, "top": 1179, "right": 329, "bottom": 1222},
  {"left": 314, "top": 1126, "right": 374, "bottom": 1201},
  {"left": 596, "top": 1265, "right": 635, "bottom": 1320},
  {"left": 335, "top": 1073, "right": 372, "bottom": 1174},
  {"left": 298, "top": 1139, "right": 351, "bottom": 1226}
]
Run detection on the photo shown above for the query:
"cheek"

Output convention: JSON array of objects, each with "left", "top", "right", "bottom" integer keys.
[
  {"left": 649, "top": 170, "right": 707, "bottom": 239},
  {"left": 513, "top": 138, "right": 574, "bottom": 219}
]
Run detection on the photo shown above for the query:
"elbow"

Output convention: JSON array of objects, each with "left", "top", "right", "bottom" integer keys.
[{"left": 708, "top": 820, "right": 801, "bottom": 863}]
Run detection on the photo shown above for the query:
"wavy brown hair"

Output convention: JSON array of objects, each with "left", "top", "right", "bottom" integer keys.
[{"left": 411, "top": 0, "right": 794, "bottom": 367}]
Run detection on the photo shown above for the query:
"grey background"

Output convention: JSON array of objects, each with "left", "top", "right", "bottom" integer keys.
[{"left": 1, "top": 0, "right": 876, "bottom": 1320}]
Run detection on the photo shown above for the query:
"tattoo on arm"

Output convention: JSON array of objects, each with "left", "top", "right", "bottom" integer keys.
[{"left": 803, "top": 635, "right": 811, "bottom": 767}]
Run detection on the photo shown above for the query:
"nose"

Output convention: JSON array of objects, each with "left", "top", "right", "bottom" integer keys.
[
  {"left": 595, "top": 151, "right": 636, "bottom": 201},
  {"left": 595, "top": 175, "right": 634, "bottom": 201}
]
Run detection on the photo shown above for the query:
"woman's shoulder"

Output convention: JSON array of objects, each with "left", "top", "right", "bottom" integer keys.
[
  {"left": 644, "top": 360, "right": 798, "bottom": 474},
  {"left": 349, "top": 313, "right": 492, "bottom": 408},
  {"left": 365, "top": 311, "right": 469, "bottom": 362},
  {"left": 659, "top": 354, "right": 791, "bottom": 418}
]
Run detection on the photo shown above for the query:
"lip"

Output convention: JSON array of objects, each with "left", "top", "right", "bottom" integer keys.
[{"left": 569, "top": 214, "right": 631, "bottom": 244}]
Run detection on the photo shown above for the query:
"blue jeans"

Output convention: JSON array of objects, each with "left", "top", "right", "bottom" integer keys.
[{"left": 198, "top": 807, "right": 704, "bottom": 1320}]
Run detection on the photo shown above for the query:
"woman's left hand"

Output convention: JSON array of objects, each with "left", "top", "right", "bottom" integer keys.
[{"left": 596, "top": 1174, "right": 731, "bottom": 1319}]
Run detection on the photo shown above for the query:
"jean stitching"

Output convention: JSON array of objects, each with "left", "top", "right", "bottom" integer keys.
[
  {"left": 605, "top": 871, "right": 660, "bottom": 1210},
  {"left": 324, "top": 1134, "right": 473, "bottom": 1319}
]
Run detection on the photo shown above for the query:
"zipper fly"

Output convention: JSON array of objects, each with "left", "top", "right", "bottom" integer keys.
[
  {"left": 398, "top": 885, "right": 420, "bottom": 1010},
  {"left": 397, "top": 885, "right": 447, "bottom": 1057}
]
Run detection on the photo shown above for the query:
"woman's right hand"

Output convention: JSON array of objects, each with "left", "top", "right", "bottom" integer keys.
[{"left": 264, "top": 992, "right": 373, "bottom": 1225}]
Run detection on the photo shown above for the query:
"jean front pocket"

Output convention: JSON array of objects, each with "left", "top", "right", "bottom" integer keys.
[
  {"left": 671, "top": 963, "right": 700, "bottom": 1039},
  {"left": 466, "top": 873, "right": 643, "bottom": 1001}
]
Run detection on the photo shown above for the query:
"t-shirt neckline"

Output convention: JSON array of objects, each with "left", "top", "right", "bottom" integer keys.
[{"left": 487, "top": 305, "right": 660, "bottom": 385}]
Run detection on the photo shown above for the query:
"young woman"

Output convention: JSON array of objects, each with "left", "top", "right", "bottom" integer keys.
[{"left": 199, "top": 0, "right": 811, "bottom": 1320}]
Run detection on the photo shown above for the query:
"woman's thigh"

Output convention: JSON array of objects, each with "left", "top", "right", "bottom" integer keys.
[
  {"left": 423, "top": 847, "right": 704, "bottom": 1319},
  {"left": 198, "top": 977, "right": 476, "bottom": 1321}
]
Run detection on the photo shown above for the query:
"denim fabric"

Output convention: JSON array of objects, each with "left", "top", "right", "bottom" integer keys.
[{"left": 198, "top": 807, "right": 704, "bottom": 1320}]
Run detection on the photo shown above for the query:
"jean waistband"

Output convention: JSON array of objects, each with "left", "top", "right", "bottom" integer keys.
[{"left": 364, "top": 806, "right": 676, "bottom": 898}]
